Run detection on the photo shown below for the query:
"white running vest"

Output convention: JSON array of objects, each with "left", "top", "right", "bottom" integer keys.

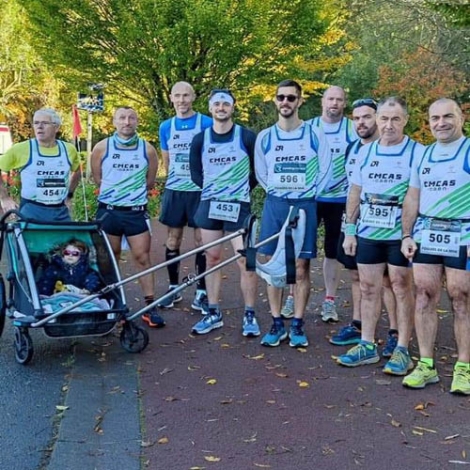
[
  {"left": 99, "top": 137, "right": 149, "bottom": 206},
  {"left": 20, "top": 139, "right": 71, "bottom": 204}
]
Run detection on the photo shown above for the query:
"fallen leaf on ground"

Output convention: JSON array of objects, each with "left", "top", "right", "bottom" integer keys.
[
  {"left": 254, "top": 464, "right": 271, "bottom": 468},
  {"left": 206, "top": 378, "right": 217, "bottom": 385},
  {"left": 140, "top": 440, "right": 154, "bottom": 448},
  {"left": 158, "top": 437, "right": 169, "bottom": 444},
  {"left": 414, "top": 426, "right": 437, "bottom": 433},
  {"left": 391, "top": 419, "right": 401, "bottom": 427},
  {"left": 204, "top": 456, "right": 221, "bottom": 462},
  {"left": 297, "top": 380, "right": 310, "bottom": 388},
  {"left": 56, "top": 406, "right": 69, "bottom": 411},
  {"left": 247, "top": 353, "right": 265, "bottom": 360},
  {"left": 296, "top": 348, "right": 307, "bottom": 353}
]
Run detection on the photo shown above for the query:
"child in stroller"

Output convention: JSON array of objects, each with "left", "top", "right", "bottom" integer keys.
[{"left": 37, "top": 238, "right": 101, "bottom": 296}]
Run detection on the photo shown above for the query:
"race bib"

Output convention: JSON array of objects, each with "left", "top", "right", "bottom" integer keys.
[
  {"left": 421, "top": 218, "right": 461, "bottom": 258},
  {"left": 361, "top": 194, "right": 399, "bottom": 229},
  {"left": 173, "top": 153, "right": 191, "bottom": 179},
  {"left": 209, "top": 200, "right": 241, "bottom": 222},
  {"left": 270, "top": 163, "right": 306, "bottom": 191},
  {"left": 36, "top": 178, "right": 67, "bottom": 203}
]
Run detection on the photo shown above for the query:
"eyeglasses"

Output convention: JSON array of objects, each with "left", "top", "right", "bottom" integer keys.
[
  {"left": 352, "top": 98, "right": 377, "bottom": 110},
  {"left": 276, "top": 94, "right": 298, "bottom": 103},
  {"left": 33, "top": 121, "right": 56, "bottom": 127},
  {"left": 63, "top": 250, "right": 81, "bottom": 257}
]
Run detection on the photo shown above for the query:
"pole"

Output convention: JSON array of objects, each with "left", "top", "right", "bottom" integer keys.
[{"left": 86, "top": 111, "right": 93, "bottom": 181}]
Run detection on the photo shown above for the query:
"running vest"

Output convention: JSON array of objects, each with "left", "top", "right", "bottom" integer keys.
[
  {"left": 20, "top": 139, "right": 72, "bottom": 204},
  {"left": 98, "top": 136, "right": 149, "bottom": 206},
  {"left": 309, "top": 116, "right": 357, "bottom": 202},
  {"left": 411, "top": 136, "right": 470, "bottom": 246},
  {"left": 345, "top": 139, "right": 367, "bottom": 188},
  {"left": 166, "top": 114, "right": 203, "bottom": 192},
  {"left": 354, "top": 136, "right": 422, "bottom": 241},
  {"left": 200, "top": 125, "right": 250, "bottom": 202},
  {"left": 260, "top": 123, "right": 322, "bottom": 199}
]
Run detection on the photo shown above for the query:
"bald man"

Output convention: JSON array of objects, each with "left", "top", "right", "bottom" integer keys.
[
  {"left": 401, "top": 98, "right": 470, "bottom": 394},
  {"left": 308, "top": 86, "right": 358, "bottom": 322},
  {"left": 158, "top": 82, "right": 213, "bottom": 312}
]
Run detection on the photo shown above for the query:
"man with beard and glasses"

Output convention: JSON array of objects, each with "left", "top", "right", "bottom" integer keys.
[
  {"left": 305, "top": 86, "right": 358, "bottom": 323},
  {"left": 91, "top": 106, "right": 164, "bottom": 328},
  {"left": 337, "top": 97, "right": 424, "bottom": 376},
  {"left": 158, "top": 82, "right": 212, "bottom": 313},
  {"left": 255, "top": 79, "right": 331, "bottom": 348},
  {"left": 401, "top": 99, "right": 470, "bottom": 394},
  {"left": 331, "top": 98, "right": 398, "bottom": 356},
  {"left": 189, "top": 89, "right": 259, "bottom": 337}
]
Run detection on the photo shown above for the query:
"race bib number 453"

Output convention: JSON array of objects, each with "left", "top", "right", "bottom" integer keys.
[{"left": 209, "top": 200, "right": 241, "bottom": 222}]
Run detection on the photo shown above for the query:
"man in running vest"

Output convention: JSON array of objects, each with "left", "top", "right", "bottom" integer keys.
[
  {"left": 307, "top": 86, "right": 358, "bottom": 322},
  {"left": 255, "top": 79, "right": 331, "bottom": 348},
  {"left": 158, "top": 82, "right": 212, "bottom": 313},
  {"left": 91, "top": 106, "right": 164, "bottom": 328},
  {"left": 189, "top": 89, "right": 259, "bottom": 337},
  {"left": 401, "top": 98, "right": 470, "bottom": 394},
  {"left": 337, "top": 97, "right": 424, "bottom": 375},
  {"left": 0, "top": 108, "right": 81, "bottom": 222}
]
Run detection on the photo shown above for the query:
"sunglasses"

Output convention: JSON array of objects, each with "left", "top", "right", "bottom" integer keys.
[
  {"left": 276, "top": 94, "right": 298, "bottom": 103},
  {"left": 352, "top": 98, "right": 377, "bottom": 110},
  {"left": 63, "top": 250, "right": 81, "bottom": 257}
]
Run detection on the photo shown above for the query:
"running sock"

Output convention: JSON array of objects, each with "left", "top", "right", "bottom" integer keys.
[
  {"left": 292, "top": 318, "right": 303, "bottom": 327},
  {"left": 361, "top": 340, "right": 376, "bottom": 350},
  {"left": 165, "top": 247, "right": 180, "bottom": 286},
  {"left": 388, "top": 328, "right": 398, "bottom": 336},
  {"left": 208, "top": 303, "right": 220, "bottom": 314},
  {"left": 273, "top": 316, "right": 284, "bottom": 326},
  {"left": 144, "top": 295, "right": 155, "bottom": 306},
  {"left": 455, "top": 361, "right": 470, "bottom": 370},
  {"left": 195, "top": 252, "right": 206, "bottom": 290},
  {"left": 325, "top": 295, "right": 335, "bottom": 303},
  {"left": 352, "top": 320, "right": 362, "bottom": 330},
  {"left": 420, "top": 357, "right": 434, "bottom": 368}
]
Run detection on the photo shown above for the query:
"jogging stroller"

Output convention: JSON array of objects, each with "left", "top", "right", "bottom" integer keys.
[{"left": 0, "top": 211, "right": 149, "bottom": 364}]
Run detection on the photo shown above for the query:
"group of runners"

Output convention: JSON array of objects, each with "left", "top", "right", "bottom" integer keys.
[{"left": 0, "top": 79, "right": 468, "bottom": 395}]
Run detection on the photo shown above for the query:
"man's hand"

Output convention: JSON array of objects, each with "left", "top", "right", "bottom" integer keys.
[
  {"left": 0, "top": 196, "right": 18, "bottom": 214},
  {"left": 343, "top": 235, "right": 357, "bottom": 257},
  {"left": 401, "top": 237, "right": 417, "bottom": 261}
]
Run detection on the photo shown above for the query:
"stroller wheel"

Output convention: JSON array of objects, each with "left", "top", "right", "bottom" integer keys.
[
  {"left": 0, "top": 274, "right": 5, "bottom": 338},
  {"left": 120, "top": 321, "right": 149, "bottom": 353},
  {"left": 13, "top": 327, "right": 34, "bottom": 365}
]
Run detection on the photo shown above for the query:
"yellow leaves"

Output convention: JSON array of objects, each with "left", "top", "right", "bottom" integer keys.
[
  {"left": 55, "top": 405, "right": 69, "bottom": 411},
  {"left": 297, "top": 380, "right": 310, "bottom": 388},
  {"left": 158, "top": 437, "right": 169, "bottom": 444},
  {"left": 245, "top": 353, "right": 265, "bottom": 360},
  {"left": 391, "top": 419, "right": 401, "bottom": 428},
  {"left": 204, "top": 455, "right": 221, "bottom": 462},
  {"left": 206, "top": 378, "right": 217, "bottom": 385}
]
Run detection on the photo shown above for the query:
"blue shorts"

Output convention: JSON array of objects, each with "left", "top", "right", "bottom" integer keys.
[
  {"left": 258, "top": 194, "right": 317, "bottom": 259},
  {"left": 414, "top": 244, "right": 468, "bottom": 270},
  {"left": 19, "top": 199, "right": 71, "bottom": 222},
  {"left": 194, "top": 199, "right": 251, "bottom": 232},
  {"left": 96, "top": 206, "right": 151, "bottom": 237},
  {"left": 159, "top": 188, "right": 201, "bottom": 228},
  {"left": 357, "top": 237, "right": 410, "bottom": 267}
]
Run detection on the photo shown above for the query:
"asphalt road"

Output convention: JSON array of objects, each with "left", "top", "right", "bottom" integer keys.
[{"left": 1, "top": 220, "right": 470, "bottom": 470}]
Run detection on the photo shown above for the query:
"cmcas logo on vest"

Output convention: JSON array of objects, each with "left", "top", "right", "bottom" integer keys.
[{"left": 275, "top": 155, "right": 306, "bottom": 162}]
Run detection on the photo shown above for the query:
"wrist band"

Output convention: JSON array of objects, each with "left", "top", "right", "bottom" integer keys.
[
  {"left": 401, "top": 235, "right": 412, "bottom": 241},
  {"left": 345, "top": 223, "right": 356, "bottom": 236}
]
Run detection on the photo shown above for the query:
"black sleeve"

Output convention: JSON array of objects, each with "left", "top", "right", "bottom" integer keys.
[
  {"left": 189, "top": 131, "right": 205, "bottom": 189},
  {"left": 242, "top": 128, "right": 258, "bottom": 190}
]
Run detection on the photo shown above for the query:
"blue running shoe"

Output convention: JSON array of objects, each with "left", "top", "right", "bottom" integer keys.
[
  {"left": 329, "top": 324, "right": 361, "bottom": 346},
  {"left": 157, "top": 287, "right": 183, "bottom": 308},
  {"left": 382, "top": 331, "right": 398, "bottom": 358},
  {"left": 289, "top": 321, "right": 308, "bottom": 348},
  {"left": 261, "top": 322, "right": 287, "bottom": 347},
  {"left": 242, "top": 311, "right": 260, "bottom": 337},
  {"left": 191, "top": 310, "right": 223, "bottom": 335},
  {"left": 383, "top": 346, "right": 414, "bottom": 376},
  {"left": 142, "top": 308, "right": 166, "bottom": 328},
  {"left": 191, "top": 291, "right": 209, "bottom": 315},
  {"left": 337, "top": 341, "right": 380, "bottom": 367}
]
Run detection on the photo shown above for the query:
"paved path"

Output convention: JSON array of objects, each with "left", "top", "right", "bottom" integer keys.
[{"left": 2, "top": 219, "right": 469, "bottom": 470}]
